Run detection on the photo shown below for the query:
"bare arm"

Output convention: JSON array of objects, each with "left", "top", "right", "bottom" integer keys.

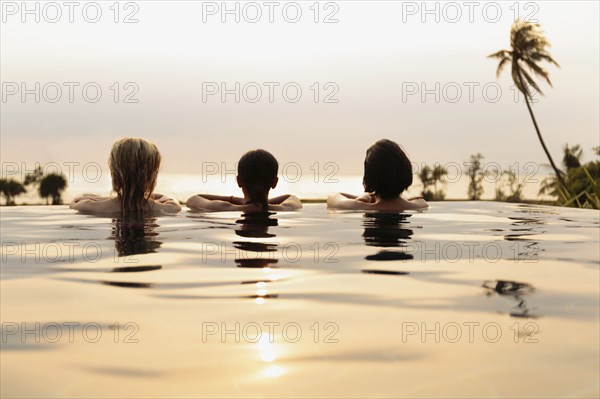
[
  {"left": 406, "top": 198, "right": 428, "bottom": 209},
  {"left": 71, "top": 194, "right": 181, "bottom": 214},
  {"left": 269, "top": 195, "right": 302, "bottom": 211},
  {"left": 190, "top": 194, "right": 245, "bottom": 205},
  {"left": 186, "top": 194, "right": 302, "bottom": 212},
  {"left": 70, "top": 196, "right": 120, "bottom": 213},
  {"left": 186, "top": 195, "right": 241, "bottom": 212},
  {"left": 151, "top": 193, "right": 182, "bottom": 213},
  {"left": 327, "top": 193, "right": 373, "bottom": 210},
  {"left": 327, "top": 193, "right": 428, "bottom": 211},
  {"left": 269, "top": 194, "right": 290, "bottom": 204},
  {"left": 71, "top": 193, "right": 104, "bottom": 201}
]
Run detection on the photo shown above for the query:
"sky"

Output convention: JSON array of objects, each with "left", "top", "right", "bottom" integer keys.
[{"left": 1, "top": 0, "right": 599, "bottom": 181}]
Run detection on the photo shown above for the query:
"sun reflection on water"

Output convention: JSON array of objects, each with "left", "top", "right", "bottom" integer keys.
[
  {"left": 257, "top": 333, "right": 285, "bottom": 378},
  {"left": 263, "top": 365, "right": 284, "bottom": 378}
]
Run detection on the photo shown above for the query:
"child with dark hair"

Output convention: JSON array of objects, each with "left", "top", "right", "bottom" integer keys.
[
  {"left": 186, "top": 149, "right": 302, "bottom": 212},
  {"left": 327, "top": 139, "right": 428, "bottom": 211}
]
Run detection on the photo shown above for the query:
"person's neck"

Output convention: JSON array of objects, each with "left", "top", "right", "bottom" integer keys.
[
  {"left": 243, "top": 192, "right": 269, "bottom": 204},
  {"left": 375, "top": 195, "right": 403, "bottom": 204}
]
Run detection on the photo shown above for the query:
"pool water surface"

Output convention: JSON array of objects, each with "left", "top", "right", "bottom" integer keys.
[{"left": 1, "top": 202, "right": 599, "bottom": 398}]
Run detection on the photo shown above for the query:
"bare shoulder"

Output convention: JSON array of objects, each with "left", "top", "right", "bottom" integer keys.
[{"left": 371, "top": 197, "right": 428, "bottom": 212}]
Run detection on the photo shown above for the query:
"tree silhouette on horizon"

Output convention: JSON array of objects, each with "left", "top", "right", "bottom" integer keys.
[
  {"left": 466, "top": 153, "right": 485, "bottom": 200},
  {"left": 0, "top": 179, "right": 26, "bottom": 206},
  {"left": 489, "top": 20, "right": 567, "bottom": 195},
  {"left": 39, "top": 174, "right": 67, "bottom": 205}
]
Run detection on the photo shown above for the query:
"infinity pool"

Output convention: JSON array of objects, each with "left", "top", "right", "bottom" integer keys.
[{"left": 1, "top": 202, "right": 599, "bottom": 398}]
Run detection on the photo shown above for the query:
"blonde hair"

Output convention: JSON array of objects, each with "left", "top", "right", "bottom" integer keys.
[{"left": 109, "top": 138, "right": 161, "bottom": 213}]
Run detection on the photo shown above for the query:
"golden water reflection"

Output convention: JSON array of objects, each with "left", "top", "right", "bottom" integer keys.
[{"left": 257, "top": 333, "right": 286, "bottom": 379}]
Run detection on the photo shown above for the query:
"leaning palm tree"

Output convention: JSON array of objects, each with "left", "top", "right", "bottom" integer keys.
[{"left": 489, "top": 20, "right": 568, "bottom": 195}]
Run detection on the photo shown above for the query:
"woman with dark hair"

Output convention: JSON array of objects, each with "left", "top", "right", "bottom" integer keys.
[
  {"left": 327, "top": 139, "right": 428, "bottom": 211},
  {"left": 186, "top": 149, "right": 302, "bottom": 212}
]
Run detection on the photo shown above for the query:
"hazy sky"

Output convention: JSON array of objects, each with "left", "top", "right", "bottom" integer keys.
[{"left": 1, "top": 0, "right": 599, "bottom": 178}]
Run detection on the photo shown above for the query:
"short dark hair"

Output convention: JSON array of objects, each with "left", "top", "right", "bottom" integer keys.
[
  {"left": 362, "top": 139, "right": 413, "bottom": 199},
  {"left": 238, "top": 149, "right": 278, "bottom": 210}
]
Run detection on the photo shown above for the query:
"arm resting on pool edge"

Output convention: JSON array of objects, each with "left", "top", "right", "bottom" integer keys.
[
  {"left": 327, "top": 193, "right": 367, "bottom": 210},
  {"left": 190, "top": 194, "right": 245, "bottom": 205},
  {"left": 186, "top": 194, "right": 302, "bottom": 212},
  {"left": 327, "top": 193, "right": 429, "bottom": 211},
  {"left": 406, "top": 198, "right": 428, "bottom": 209},
  {"left": 268, "top": 194, "right": 302, "bottom": 211},
  {"left": 70, "top": 196, "right": 119, "bottom": 213},
  {"left": 332, "top": 193, "right": 375, "bottom": 203},
  {"left": 186, "top": 195, "right": 240, "bottom": 211},
  {"left": 151, "top": 194, "right": 182, "bottom": 213},
  {"left": 70, "top": 194, "right": 182, "bottom": 213},
  {"left": 327, "top": 193, "right": 368, "bottom": 210}
]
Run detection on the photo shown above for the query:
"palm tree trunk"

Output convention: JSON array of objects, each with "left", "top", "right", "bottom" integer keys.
[{"left": 518, "top": 71, "right": 570, "bottom": 196}]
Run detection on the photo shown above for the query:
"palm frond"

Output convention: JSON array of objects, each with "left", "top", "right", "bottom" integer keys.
[
  {"left": 532, "top": 51, "right": 560, "bottom": 68},
  {"left": 488, "top": 50, "right": 511, "bottom": 59},
  {"left": 520, "top": 67, "right": 543, "bottom": 98},
  {"left": 496, "top": 57, "right": 510, "bottom": 78},
  {"left": 497, "top": 20, "right": 557, "bottom": 98},
  {"left": 511, "top": 65, "right": 527, "bottom": 97},
  {"left": 522, "top": 58, "right": 552, "bottom": 86}
]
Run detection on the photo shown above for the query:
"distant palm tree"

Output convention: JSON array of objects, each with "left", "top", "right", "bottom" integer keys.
[
  {"left": 418, "top": 165, "right": 434, "bottom": 200},
  {"left": 562, "top": 144, "right": 583, "bottom": 171},
  {"left": 466, "top": 153, "right": 485, "bottom": 200},
  {"left": 431, "top": 164, "right": 448, "bottom": 200},
  {"left": 0, "top": 178, "right": 26, "bottom": 206},
  {"left": 489, "top": 20, "right": 567, "bottom": 195},
  {"left": 497, "top": 170, "right": 523, "bottom": 202},
  {"left": 538, "top": 175, "right": 559, "bottom": 199},
  {"left": 39, "top": 174, "right": 67, "bottom": 205},
  {"left": 539, "top": 144, "right": 583, "bottom": 199},
  {"left": 24, "top": 165, "right": 44, "bottom": 187}
]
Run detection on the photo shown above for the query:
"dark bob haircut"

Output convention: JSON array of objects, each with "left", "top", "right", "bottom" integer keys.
[
  {"left": 238, "top": 149, "right": 279, "bottom": 210},
  {"left": 362, "top": 139, "right": 413, "bottom": 199}
]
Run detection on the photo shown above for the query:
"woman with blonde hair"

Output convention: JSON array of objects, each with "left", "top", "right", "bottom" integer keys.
[{"left": 70, "top": 138, "right": 181, "bottom": 214}]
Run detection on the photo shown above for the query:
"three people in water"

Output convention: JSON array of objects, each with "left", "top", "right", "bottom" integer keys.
[{"left": 70, "top": 137, "right": 427, "bottom": 215}]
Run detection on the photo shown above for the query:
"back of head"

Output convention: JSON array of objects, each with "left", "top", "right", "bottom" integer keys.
[
  {"left": 109, "top": 138, "right": 161, "bottom": 214},
  {"left": 363, "top": 139, "right": 413, "bottom": 199},
  {"left": 238, "top": 149, "right": 278, "bottom": 211}
]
